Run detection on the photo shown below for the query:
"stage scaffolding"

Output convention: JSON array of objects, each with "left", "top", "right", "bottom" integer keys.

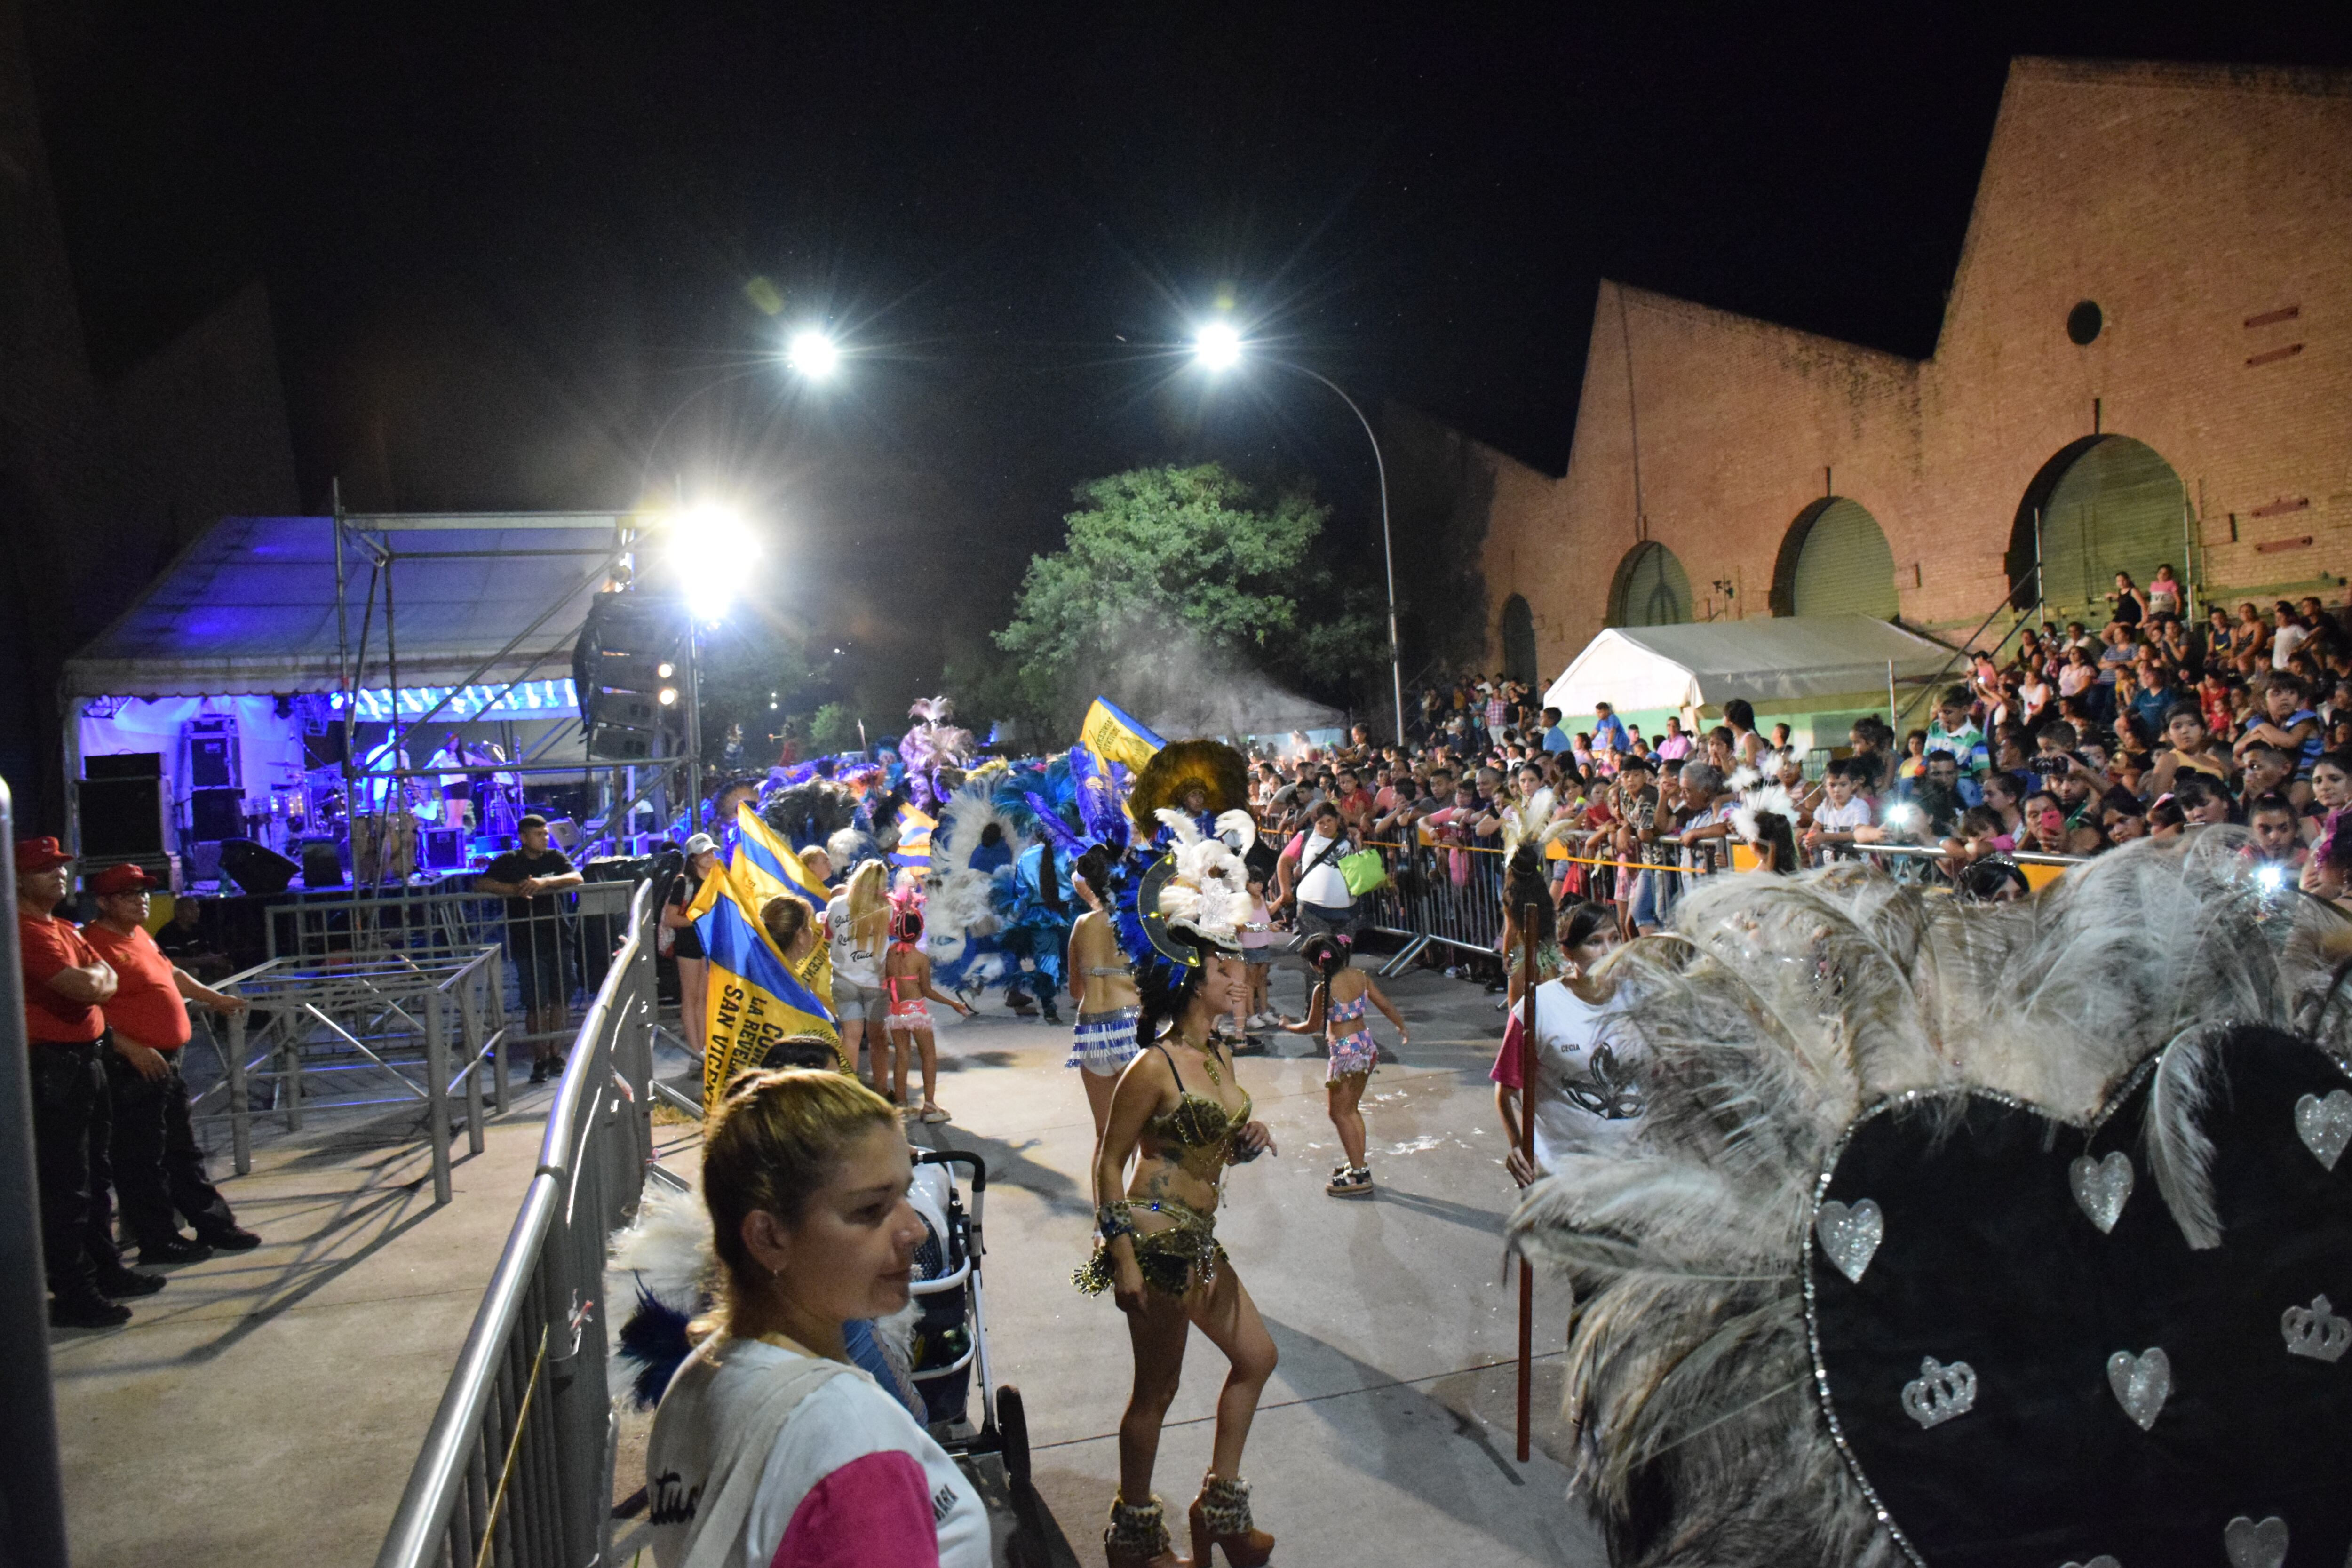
[
  {"left": 215, "top": 944, "right": 506, "bottom": 1205},
  {"left": 326, "top": 497, "right": 700, "bottom": 875}
]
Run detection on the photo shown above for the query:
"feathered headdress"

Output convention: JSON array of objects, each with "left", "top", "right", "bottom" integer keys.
[
  {"left": 1109, "top": 806, "right": 1257, "bottom": 971},
  {"left": 1128, "top": 737, "right": 1250, "bottom": 822},
  {"left": 1726, "top": 762, "right": 1800, "bottom": 845},
  {"left": 1506, "top": 831, "right": 2352, "bottom": 1566}
]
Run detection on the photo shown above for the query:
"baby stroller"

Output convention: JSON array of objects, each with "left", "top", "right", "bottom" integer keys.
[{"left": 906, "top": 1149, "right": 1031, "bottom": 1489}]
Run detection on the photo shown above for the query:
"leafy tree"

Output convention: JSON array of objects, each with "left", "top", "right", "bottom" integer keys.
[
  {"left": 992, "top": 463, "right": 1380, "bottom": 731},
  {"left": 808, "top": 701, "right": 863, "bottom": 755}
]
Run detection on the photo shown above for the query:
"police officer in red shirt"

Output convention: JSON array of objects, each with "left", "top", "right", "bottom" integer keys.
[
  {"left": 15, "top": 837, "right": 160, "bottom": 1327},
  {"left": 84, "top": 863, "right": 260, "bottom": 1263}
]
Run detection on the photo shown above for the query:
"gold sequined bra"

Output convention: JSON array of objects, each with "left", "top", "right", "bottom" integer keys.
[{"left": 1142, "top": 1045, "right": 1251, "bottom": 1170}]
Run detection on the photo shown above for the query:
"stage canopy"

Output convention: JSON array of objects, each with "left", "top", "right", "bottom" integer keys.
[
  {"left": 1542, "top": 614, "right": 1959, "bottom": 720},
  {"left": 62, "top": 513, "right": 627, "bottom": 700}
]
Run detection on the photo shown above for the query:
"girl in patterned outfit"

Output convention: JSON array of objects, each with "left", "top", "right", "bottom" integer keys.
[{"left": 1278, "top": 934, "right": 1407, "bottom": 1198}]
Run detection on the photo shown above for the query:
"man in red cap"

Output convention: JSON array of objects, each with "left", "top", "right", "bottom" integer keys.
[
  {"left": 84, "top": 863, "right": 260, "bottom": 1262},
  {"left": 15, "top": 837, "right": 159, "bottom": 1327}
]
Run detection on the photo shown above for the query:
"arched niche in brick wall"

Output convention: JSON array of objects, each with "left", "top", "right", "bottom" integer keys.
[
  {"left": 1608, "top": 541, "right": 1693, "bottom": 628},
  {"left": 2005, "top": 436, "right": 2190, "bottom": 622},
  {"left": 1499, "top": 594, "right": 1538, "bottom": 685},
  {"left": 1769, "top": 497, "right": 1900, "bottom": 619}
]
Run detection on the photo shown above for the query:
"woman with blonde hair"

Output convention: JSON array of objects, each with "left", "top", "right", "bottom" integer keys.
[
  {"left": 825, "top": 860, "right": 891, "bottom": 1094},
  {"left": 645, "top": 1069, "right": 989, "bottom": 1567}
]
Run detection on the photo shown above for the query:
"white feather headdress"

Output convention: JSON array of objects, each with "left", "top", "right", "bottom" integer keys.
[{"left": 1150, "top": 807, "right": 1256, "bottom": 950}]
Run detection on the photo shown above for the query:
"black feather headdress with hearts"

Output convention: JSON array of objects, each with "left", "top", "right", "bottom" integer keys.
[{"left": 1510, "top": 830, "right": 2352, "bottom": 1567}]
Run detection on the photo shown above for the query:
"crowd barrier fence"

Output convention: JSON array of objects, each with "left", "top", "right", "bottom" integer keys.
[{"left": 375, "top": 880, "right": 660, "bottom": 1568}]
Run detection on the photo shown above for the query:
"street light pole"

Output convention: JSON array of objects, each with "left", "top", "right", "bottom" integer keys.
[{"left": 1269, "top": 361, "right": 1406, "bottom": 746}]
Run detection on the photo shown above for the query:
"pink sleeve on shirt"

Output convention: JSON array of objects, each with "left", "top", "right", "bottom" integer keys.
[{"left": 771, "top": 1450, "right": 941, "bottom": 1568}]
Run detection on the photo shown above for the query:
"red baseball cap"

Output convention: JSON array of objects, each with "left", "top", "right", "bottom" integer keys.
[
  {"left": 88, "top": 863, "right": 159, "bottom": 896},
  {"left": 13, "top": 837, "right": 73, "bottom": 873}
]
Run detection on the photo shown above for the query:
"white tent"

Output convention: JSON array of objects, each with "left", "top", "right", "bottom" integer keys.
[{"left": 1542, "top": 614, "right": 1959, "bottom": 719}]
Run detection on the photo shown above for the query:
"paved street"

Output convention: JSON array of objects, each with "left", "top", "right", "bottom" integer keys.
[{"left": 620, "top": 950, "right": 1606, "bottom": 1568}]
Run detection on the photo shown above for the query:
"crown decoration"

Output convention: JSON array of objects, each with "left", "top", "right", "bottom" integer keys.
[
  {"left": 2283, "top": 1294, "right": 2352, "bottom": 1363},
  {"left": 1900, "top": 1356, "right": 1978, "bottom": 1430}
]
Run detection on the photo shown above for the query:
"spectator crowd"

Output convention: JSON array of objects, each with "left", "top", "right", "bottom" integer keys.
[{"left": 1248, "top": 581, "right": 2352, "bottom": 938}]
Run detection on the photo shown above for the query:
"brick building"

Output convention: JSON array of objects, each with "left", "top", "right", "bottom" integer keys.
[
  {"left": 0, "top": 0, "right": 299, "bottom": 828},
  {"left": 1460, "top": 57, "right": 2352, "bottom": 701}
]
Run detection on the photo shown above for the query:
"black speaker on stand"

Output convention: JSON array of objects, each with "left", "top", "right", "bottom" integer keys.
[{"left": 217, "top": 839, "right": 299, "bottom": 897}]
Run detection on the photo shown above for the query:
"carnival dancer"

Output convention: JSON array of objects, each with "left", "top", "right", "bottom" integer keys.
[
  {"left": 1065, "top": 845, "right": 1142, "bottom": 1140},
  {"left": 1078, "top": 801, "right": 1280, "bottom": 1568},
  {"left": 643, "top": 1068, "right": 989, "bottom": 1568},
  {"left": 1278, "top": 934, "right": 1407, "bottom": 1199},
  {"left": 881, "top": 908, "right": 972, "bottom": 1121}
]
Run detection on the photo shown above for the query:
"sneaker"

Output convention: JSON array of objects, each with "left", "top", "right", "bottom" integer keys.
[
  {"left": 136, "top": 1234, "right": 213, "bottom": 1266},
  {"left": 95, "top": 1265, "right": 167, "bottom": 1298},
  {"left": 1326, "top": 1167, "right": 1375, "bottom": 1199},
  {"left": 194, "top": 1226, "right": 263, "bottom": 1252},
  {"left": 49, "top": 1292, "right": 132, "bottom": 1329},
  {"left": 919, "top": 1105, "right": 953, "bottom": 1124},
  {"left": 1041, "top": 1005, "right": 1063, "bottom": 1025},
  {"left": 529, "top": 1059, "right": 549, "bottom": 1085}
]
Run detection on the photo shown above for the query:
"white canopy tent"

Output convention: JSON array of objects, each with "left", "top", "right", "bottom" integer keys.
[{"left": 1543, "top": 614, "right": 1960, "bottom": 731}]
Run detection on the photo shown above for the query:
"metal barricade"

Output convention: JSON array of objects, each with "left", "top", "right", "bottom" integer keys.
[{"left": 376, "top": 881, "right": 659, "bottom": 1568}]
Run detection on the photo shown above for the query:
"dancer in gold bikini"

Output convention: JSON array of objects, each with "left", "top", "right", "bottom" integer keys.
[{"left": 1075, "top": 803, "right": 1280, "bottom": 1568}]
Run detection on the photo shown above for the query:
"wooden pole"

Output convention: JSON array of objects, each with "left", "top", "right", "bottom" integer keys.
[{"left": 1516, "top": 901, "right": 1540, "bottom": 1463}]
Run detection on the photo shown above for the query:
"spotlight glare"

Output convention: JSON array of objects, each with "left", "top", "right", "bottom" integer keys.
[
  {"left": 787, "top": 327, "right": 840, "bottom": 379},
  {"left": 657, "top": 687, "right": 678, "bottom": 707},
  {"left": 670, "top": 501, "right": 755, "bottom": 621},
  {"left": 1194, "top": 319, "right": 1244, "bottom": 371},
  {"left": 657, "top": 662, "right": 675, "bottom": 680}
]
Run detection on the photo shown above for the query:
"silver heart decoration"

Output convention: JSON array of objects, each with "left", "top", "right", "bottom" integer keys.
[
  {"left": 2069, "top": 1151, "right": 2134, "bottom": 1234},
  {"left": 1814, "top": 1198, "right": 1883, "bottom": 1284},
  {"left": 2295, "top": 1089, "right": 2352, "bottom": 1171},
  {"left": 2106, "top": 1346, "right": 2170, "bottom": 1431},
  {"left": 2059, "top": 1558, "right": 2121, "bottom": 1568},
  {"left": 2222, "top": 1514, "right": 2287, "bottom": 1568}
]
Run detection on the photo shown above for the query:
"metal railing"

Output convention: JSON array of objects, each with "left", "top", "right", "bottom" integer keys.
[{"left": 376, "top": 881, "right": 659, "bottom": 1568}]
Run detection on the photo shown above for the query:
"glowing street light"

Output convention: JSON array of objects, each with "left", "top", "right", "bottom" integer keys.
[
  {"left": 1193, "top": 319, "right": 1244, "bottom": 372},
  {"left": 1191, "top": 324, "right": 1406, "bottom": 744},
  {"left": 669, "top": 501, "right": 756, "bottom": 623},
  {"left": 787, "top": 327, "right": 840, "bottom": 380}
]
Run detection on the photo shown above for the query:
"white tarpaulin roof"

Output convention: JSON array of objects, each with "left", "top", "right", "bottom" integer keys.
[
  {"left": 1542, "top": 614, "right": 1957, "bottom": 716},
  {"left": 63, "top": 514, "right": 626, "bottom": 699}
]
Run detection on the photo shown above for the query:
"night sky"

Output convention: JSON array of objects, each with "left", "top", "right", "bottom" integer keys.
[{"left": 29, "top": 3, "right": 2352, "bottom": 711}]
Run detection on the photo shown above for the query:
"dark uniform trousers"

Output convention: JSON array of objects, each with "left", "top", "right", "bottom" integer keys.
[
  {"left": 103, "top": 1044, "right": 236, "bottom": 1247},
  {"left": 28, "top": 1038, "right": 122, "bottom": 1294}
]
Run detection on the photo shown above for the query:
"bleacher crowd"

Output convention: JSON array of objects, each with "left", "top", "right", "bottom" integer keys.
[{"left": 1252, "top": 585, "right": 2352, "bottom": 938}]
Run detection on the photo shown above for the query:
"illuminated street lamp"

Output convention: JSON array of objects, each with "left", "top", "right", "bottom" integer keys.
[
  {"left": 787, "top": 327, "right": 841, "bottom": 380},
  {"left": 1193, "top": 322, "right": 1405, "bottom": 745}
]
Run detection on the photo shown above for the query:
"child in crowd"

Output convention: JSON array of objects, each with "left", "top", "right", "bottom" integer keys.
[{"left": 880, "top": 910, "right": 974, "bottom": 1123}]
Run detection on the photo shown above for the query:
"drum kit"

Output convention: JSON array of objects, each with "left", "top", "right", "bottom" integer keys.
[{"left": 318, "top": 739, "right": 525, "bottom": 882}]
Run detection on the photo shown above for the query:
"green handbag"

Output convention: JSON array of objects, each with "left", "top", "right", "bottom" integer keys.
[{"left": 1339, "top": 846, "right": 1389, "bottom": 897}]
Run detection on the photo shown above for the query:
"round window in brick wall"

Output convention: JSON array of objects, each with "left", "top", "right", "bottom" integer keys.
[{"left": 2066, "top": 300, "right": 2103, "bottom": 345}]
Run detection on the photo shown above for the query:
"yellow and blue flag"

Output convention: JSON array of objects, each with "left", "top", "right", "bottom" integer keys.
[
  {"left": 1078, "top": 697, "right": 1163, "bottom": 777},
  {"left": 890, "top": 801, "right": 936, "bottom": 870},
  {"left": 689, "top": 803, "right": 838, "bottom": 1101}
]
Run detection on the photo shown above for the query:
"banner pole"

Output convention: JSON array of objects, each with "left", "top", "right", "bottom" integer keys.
[{"left": 1516, "top": 902, "right": 1539, "bottom": 1463}]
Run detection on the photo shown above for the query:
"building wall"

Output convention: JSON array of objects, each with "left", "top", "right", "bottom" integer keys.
[
  {"left": 1476, "top": 57, "right": 2352, "bottom": 681},
  {"left": 0, "top": 0, "right": 298, "bottom": 830}
]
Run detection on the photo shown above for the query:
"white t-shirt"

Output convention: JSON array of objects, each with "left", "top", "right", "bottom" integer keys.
[
  {"left": 824, "top": 896, "right": 884, "bottom": 989},
  {"left": 1294, "top": 831, "right": 1353, "bottom": 908},
  {"left": 647, "top": 1337, "right": 989, "bottom": 1568},
  {"left": 1812, "top": 797, "right": 1873, "bottom": 834},
  {"left": 2273, "top": 622, "right": 2309, "bottom": 670},
  {"left": 1524, "top": 980, "right": 1640, "bottom": 1171}
]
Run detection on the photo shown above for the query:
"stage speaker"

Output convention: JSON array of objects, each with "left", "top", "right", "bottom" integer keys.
[
  {"left": 85, "top": 752, "right": 162, "bottom": 780},
  {"left": 217, "top": 838, "right": 299, "bottom": 896},
  {"left": 300, "top": 841, "right": 346, "bottom": 889},
  {"left": 573, "top": 594, "right": 687, "bottom": 760},
  {"left": 302, "top": 726, "right": 348, "bottom": 771},
  {"left": 79, "top": 852, "right": 180, "bottom": 896},
  {"left": 189, "top": 787, "right": 246, "bottom": 842},
  {"left": 188, "top": 735, "right": 239, "bottom": 790},
  {"left": 545, "top": 816, "right": 581, "bottom": 851},
  {"left": 78, "top": 777, "right": 168, "bottom": 858},
  {"left": 420, "top": 827, "right": 466, "bottom": 870}
]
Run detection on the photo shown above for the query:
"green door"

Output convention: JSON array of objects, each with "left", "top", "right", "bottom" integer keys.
[
  {"left": 2034, "top": 438, "right": 2187, "bottom": 621},
  {"left": 1612, "top": 542, "right": 1692, "bottom": 627},
  {"left": 1790, "top": 499, "right": 1899, "bottom": 619}
]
